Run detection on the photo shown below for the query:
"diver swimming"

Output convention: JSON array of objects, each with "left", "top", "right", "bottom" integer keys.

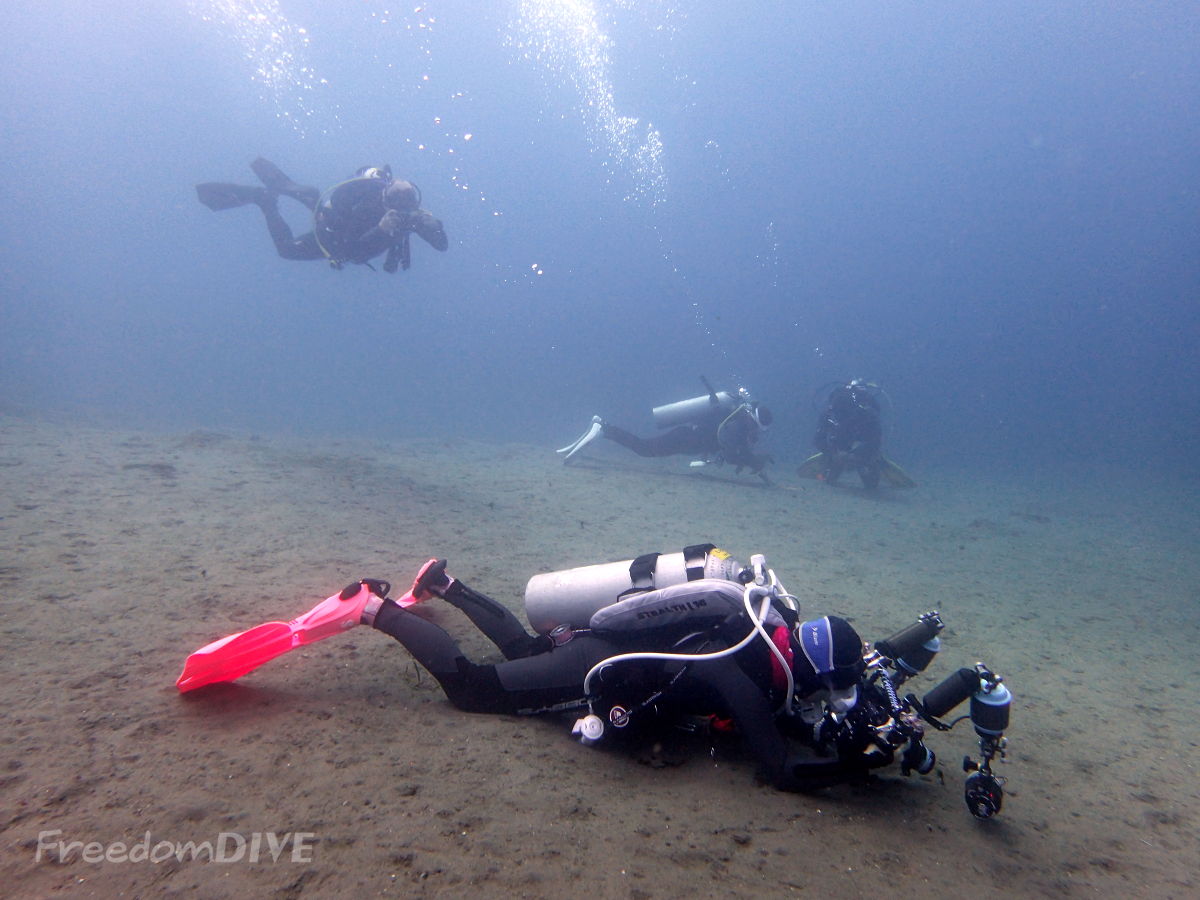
[
  {"left": 559, "top": 378, "right": 774, "bottom": 483},
  {"left": 196, "top": 157, "right": 448, "bottom": 273},
  {"left": 177, "top": 544, "right": 1011, "bottom": 818}
]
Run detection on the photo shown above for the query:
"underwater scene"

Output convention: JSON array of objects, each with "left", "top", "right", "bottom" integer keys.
[{"left": 1, "top": 2, "right": 1197, "bottom": 896}]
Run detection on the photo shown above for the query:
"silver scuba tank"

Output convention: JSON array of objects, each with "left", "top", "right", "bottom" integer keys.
[
  {"left": 652, "top": 392, "right": 737, "bottom": 429},
  {"left": 524, "top": 545, "right": 746, "bottom": 634}
]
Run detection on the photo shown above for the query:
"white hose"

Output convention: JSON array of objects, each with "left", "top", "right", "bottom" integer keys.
[
  {"left": 751, "top": 568, "right": 796, "bottom": 714},
  {"left": 581, "top": 570, "right": 799, "bottom": 715}
]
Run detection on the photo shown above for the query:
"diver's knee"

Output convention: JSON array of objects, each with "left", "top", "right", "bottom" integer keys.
[{"left": 442, "top": 661, "right": 509, "bottom": 714}]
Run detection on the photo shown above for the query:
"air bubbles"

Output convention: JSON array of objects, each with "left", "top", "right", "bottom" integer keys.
[
  {"left": 508, "top": 0, "right": 668, "bottom": 206},
  {"left": 188, "top": 0, "right": 339, "bottom": 136}
]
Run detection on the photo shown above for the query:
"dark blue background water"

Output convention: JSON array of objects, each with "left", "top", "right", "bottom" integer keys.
[{"left": 3, "top": 1, "right": 1196, "bottom": 477}]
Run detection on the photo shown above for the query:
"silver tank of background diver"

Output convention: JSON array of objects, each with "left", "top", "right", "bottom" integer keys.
[
  {"left": 651, "top": 392, "right": 737, "bottom": 429},
  {"left": 524, "top": 549, "right": 746, "bottom": 634}
]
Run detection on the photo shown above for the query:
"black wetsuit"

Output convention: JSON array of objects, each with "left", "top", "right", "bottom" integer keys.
[
  {"left": 261, "top": 175, "right": 448, "bottom": 271},
  {"left": 813, "top": 387, "right": 884, "bottom": 488},
  {"left": 371, "top": 579, "right": 881, "bottom": 791},
  {"left": 601, "top": 405, "right": 769, "bottom": 473}
]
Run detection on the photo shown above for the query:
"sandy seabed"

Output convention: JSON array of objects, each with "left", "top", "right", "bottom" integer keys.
[{"left": 1, "top": 411, "right": 1197, "bottom": 899}]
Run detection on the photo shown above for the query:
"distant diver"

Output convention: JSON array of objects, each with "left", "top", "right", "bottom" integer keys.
[
  {"left": 196, "top": 158, "right": 448, "bottom": 273},
  {"left": 796, "top": 379, "right": 915, "bottom": 489},
  {"left": 558, "top": 379, "right": 774, "bottom": 483}
]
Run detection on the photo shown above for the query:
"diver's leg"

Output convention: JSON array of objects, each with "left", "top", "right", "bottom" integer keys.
[
  {"left": 258, "top": 196, "right": 324, "bottom": 260},
  {"left": 250, "top": 157, "right": 321, "bottom": 209},
  {"left": 488, "top": 635, "right": 621, "bottom": 715},
  {"left": 372, "top": 602, "right": 612, "bottom": 715},
  {"left": 603, "top": 424, "right": 700, "bottom": 458},
  {"left": 855, "top": 448, "right": 882, "bottom": 489},
  {"left": 412, "top": 560, "right": 548, "bottom": 660},
  {"left": 825, "top": 455, "right": 845, "bottom": 484},
  {"left": 598, "top": 423, "right": 653, "bottom": 455},
  {"left": 441, "top": 580, "right": 550, "bottom": 660},
  {"left": 371, "top": 601, "right": 513, "bottom": 713}
]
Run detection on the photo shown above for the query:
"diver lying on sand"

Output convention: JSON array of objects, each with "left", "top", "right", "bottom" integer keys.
[
  {"left": 178, "top": 544, "right": 1011, "bottom": 818},
  {"left": 559, "top": 379, "right": 774, "bottom": 483}
]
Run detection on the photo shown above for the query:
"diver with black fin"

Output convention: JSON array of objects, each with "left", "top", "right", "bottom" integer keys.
[
  {"left": 796, "top": 379, "right": 915, "bottom": 489},
  {"left": 196, "top": 158, "right": 447, "bottom": 273},
  {"left": 558, "top": 378, "right": 774, "bottom": 483}
]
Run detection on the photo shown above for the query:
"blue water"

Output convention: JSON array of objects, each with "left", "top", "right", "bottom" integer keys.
[{"left": 2, "top": 1, "right": 1197, "bottom": 478}]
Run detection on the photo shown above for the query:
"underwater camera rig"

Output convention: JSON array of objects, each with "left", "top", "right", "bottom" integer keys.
[{"left": 855, "top": 611, "right": 1011, "bottom": 818}]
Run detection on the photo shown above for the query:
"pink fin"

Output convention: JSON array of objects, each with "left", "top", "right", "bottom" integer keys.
[{"left": 176, "top": 582, "right": 376, "bottom": 692}]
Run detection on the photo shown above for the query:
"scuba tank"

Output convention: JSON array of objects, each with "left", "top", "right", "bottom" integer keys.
[
  {"left": 652, "top": 392, "right": 738, "bottom": 429},
  {"left": 524, "top": 544, "right": 746, "bottom": 635},
  {"left": 313, "top": 174, "right": 392, "bottom": 266}
]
